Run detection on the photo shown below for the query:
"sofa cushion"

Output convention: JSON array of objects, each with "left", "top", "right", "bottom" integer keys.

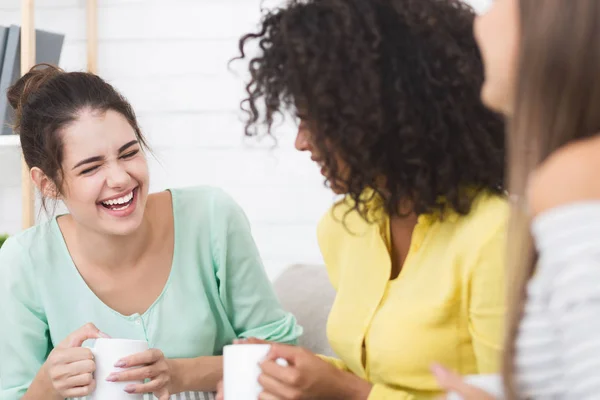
[{"left": 273, "top": 264, "right": 336, "bottom": 357}]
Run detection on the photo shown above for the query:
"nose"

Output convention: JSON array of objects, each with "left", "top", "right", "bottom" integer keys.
[
  {"left": 105, "top": 161, "right": 130, "bottom": 189},
  {"left": 295, "top": 123, "right": 311, "bottom": 152}
]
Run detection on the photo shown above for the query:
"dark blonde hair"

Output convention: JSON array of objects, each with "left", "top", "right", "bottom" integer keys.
[{"left": 503, "top": 1, "right": 600, "bottom": 397}]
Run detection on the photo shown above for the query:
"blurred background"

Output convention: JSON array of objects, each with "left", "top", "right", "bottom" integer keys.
[{"left": 0, "top": 0, "right": 492, "bottom": 280}]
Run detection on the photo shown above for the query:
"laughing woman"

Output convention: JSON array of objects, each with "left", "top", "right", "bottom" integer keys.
[
  {"left": 0, "top": 65, "right": 301, "bottom": 400},
  {"left": 223, "top": 0, "right": 508, "bottom": 399}
]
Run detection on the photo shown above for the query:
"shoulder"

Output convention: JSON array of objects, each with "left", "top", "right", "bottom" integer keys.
[
  {"left": 457, "top": 191, "right": 509, "bottom": 236},
  {"left": 316, "top": 197, "right": 381, "bottom": 288},
  {"left": 528, "top": 137, "right": 600, "bottom": 217},
  {"left": 317, "top": 197, "right": 376, "bottom": 253},
  {"left": 448, "top": 192, "right": 509, "bottom": 267},
  {"left": 169, "top": 185, "right": 246, "bottom": 221},
  {"left": 0, "top": 235, "right": 26, "bottom": 267},
  {"left": 317, "top": 199, "right": 348, "bottom": 242},
  {"left": 169, "top": 185, "right": 253, "bottom": 247},
  {"left": 0, "top": 220, "right": 56, "bottom": 262},
  {"left": 169, "top": 185, "right": 238, "bottom": 208},
  {"left": 424, "top": 193, "right": 508, "bottom": 291},
  {"left": 0, "top": 221, "right": 55, "bottom": 288}
]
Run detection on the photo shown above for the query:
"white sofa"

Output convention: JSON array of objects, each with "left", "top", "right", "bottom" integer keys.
[{"left": 273, "top": 264, "right": 336, "bottom": 357}]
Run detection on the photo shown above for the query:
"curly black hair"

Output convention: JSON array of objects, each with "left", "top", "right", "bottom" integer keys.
[{"left": 235, "top": 0, "right": 505, "bottom": 220}]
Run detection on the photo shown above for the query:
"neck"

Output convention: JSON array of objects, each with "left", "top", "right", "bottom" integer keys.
[
  {"left": 388, "top": 213, "right": 418, "bottom": 271},
  {"left": 389, "top": 213, "right": 418, "bottom": 241},
  {"left": 69, "top": 213, "right": 154, "bottom": 271}
]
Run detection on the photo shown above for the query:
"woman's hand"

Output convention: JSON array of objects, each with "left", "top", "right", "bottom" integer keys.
[
  {"left": 107, "top": 348, "right": 172, "bottom": 400},
  {"left": 45, "top": 323, "right": 109, "bottom": 399},
  {"left": 259, "top": 343, "right": 371, "bottom": 400},
  {"left": 431, "top": 364, "right": 496, "bottom": 400},
  {"left": 218, "top": 338, "right": 371, "bottom": 400}
]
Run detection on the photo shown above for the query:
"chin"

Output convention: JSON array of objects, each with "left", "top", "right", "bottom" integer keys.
[
  {"left": 330, "top": 186, "right": 346, "bottom": 195},
  {"left": 481, "top": 82, "right": 510, "bottom": 116},
  {"left": 327, "top": 180, "right": 348, "bottom": 195}
]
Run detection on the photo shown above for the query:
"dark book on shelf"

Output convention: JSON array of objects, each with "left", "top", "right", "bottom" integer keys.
[
  {"left": 0, "top": 25, "right": 64, "bottom": 135},
  {"left": 0, "top": 26, "right": 8, "bottom": 79}
]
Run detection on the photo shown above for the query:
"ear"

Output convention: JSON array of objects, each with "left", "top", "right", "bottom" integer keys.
[{"left": 30, "top": 167, "right": 60, "bottom": 199}]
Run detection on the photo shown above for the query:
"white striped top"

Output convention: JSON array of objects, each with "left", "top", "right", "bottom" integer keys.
[
  {"left": 515, "top": 203, "right": 600, "bottom": 399},
  {"left": 71, "top": 391, "right": 215, "bottom": 400}
]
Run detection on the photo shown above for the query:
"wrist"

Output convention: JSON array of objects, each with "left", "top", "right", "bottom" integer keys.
[
  {"left": 333, "top": 369, "right": 372, "bottom": 400},
  {"left": 168, "top": 358, "right": 186, "bottom": 394},
  {"left": 29, "top": 362, "right": 61, "bottom": 400},
  {"left": 167, "top": 356, "right": 223, "bottom": 393}
]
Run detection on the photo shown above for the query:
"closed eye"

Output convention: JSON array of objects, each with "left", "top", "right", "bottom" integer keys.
[
  {"left": 80, "top": 165, "right": 100, "bottom": 175},
  {"left": 120, "top": 150, "right": 139, "bottom": 159}
]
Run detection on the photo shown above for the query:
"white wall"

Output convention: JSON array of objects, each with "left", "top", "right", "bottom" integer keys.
[
  {"left": 0, "top": 0, "right": 491, "bottom": 279},
  {"left": 0, "top": 0, "right": 336, "bottom": 280}
]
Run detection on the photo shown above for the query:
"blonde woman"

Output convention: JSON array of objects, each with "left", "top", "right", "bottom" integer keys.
[{"left": 433, "top": 0, "right": 600, "bottom": 398}]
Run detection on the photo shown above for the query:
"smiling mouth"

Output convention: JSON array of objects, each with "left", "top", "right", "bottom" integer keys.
[
  {"left": 99, "top": 188, "right": 136, "bottom": 211},
  {"left": 311, "top": 158, "right": 325, "bottom": 168}
]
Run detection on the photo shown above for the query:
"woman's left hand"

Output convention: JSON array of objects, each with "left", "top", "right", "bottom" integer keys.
[
  {"left": 107, "top": 348, "right": 172, "bottom": 400},
  {"left": 257, "top": 343, "right": 371, "bottom": 400},
  {"left": 431, "top": 364, "right": 496, "bottom": 400}
]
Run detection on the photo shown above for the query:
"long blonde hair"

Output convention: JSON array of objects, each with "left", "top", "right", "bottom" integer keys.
[{"left": 502, "top": 1, "right": 600, "bottom": 397}]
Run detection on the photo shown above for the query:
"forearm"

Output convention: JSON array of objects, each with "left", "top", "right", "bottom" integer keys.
[
  {"left": 332, "top": 368, "right": 372, "bottom": 400},
  {"left": 169, "top": 356, "right": 223, "bottom": 393},
  {"left": 22, "top": 364, "right": 61, "bottom": 400}
]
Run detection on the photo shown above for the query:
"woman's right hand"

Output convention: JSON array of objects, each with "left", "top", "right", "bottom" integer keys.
[
  {"left": 431, "top": 364, "right": 497, "bottom": 400},
  {"left": 44, "top": 323, "right": 109, "bottom": 398}
]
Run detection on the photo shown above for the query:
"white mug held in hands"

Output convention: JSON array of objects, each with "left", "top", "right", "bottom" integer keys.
[
  {"left": 223, "top": 344, "right": 288, "bottom": 400},
  {"left": 90, "top": 338, "right": 149, "bottom": 400}
]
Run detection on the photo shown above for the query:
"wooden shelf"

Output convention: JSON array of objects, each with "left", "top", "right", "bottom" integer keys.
[
  {"left": 12, "top": 0, "right": 96, "bottom": 229},
  {"left": 0, "top": 135, "right": 19, "bottom": 147}
]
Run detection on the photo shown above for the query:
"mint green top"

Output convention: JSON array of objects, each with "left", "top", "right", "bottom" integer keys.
[{"left": 0, "top": 186, "right": 302, "bottom": 399}]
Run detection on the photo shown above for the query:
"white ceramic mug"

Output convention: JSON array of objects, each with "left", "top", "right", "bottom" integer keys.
[
  {"left": 223, "top": 344, "right": 288, "bottom": 400},
  {"left": 447, "top": 374, "right": 504, "bottom": 400},
  {"left": 90, "top": 338, "right": 149, "bottom": 400}
]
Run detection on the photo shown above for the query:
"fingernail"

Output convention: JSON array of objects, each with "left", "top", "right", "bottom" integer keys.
[
  {"left": 106, "top": 373, "right": 118, "bottom": 382},
  {"left": 124, "top": 385, "right": 135, "bottom": 393},
  {"left": 114, "top": 360, "right": 126, "bottom": 368},
  {"left": 430, "top": 364, "right": 447, "bottom": 379},
  {"left": 233, "top": 339, "right": 241, "bottom": 344},
  {"left": 98, "top": 332, "right": 111, "bottom": 338}
]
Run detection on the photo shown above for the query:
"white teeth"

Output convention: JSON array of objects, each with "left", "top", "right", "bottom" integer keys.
[{"left": 102, "top": 190, "right": 134, "bottom": 206}]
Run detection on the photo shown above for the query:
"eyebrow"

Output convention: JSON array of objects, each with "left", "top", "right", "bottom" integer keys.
[
  {"left": 118, "top": 140, "right": 139, "bottom": 153},
  {"left": 72, "top": 140, "right": 139, "bottom": 170}
]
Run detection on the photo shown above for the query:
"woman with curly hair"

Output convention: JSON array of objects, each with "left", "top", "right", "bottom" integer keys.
[{"left": 223, "top": 0, "right": 508, "bottom": 398}]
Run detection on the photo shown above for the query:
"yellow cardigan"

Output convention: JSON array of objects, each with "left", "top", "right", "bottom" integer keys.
[{"left": 317, "top": 192, "right": 508, "bottom": 399}]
